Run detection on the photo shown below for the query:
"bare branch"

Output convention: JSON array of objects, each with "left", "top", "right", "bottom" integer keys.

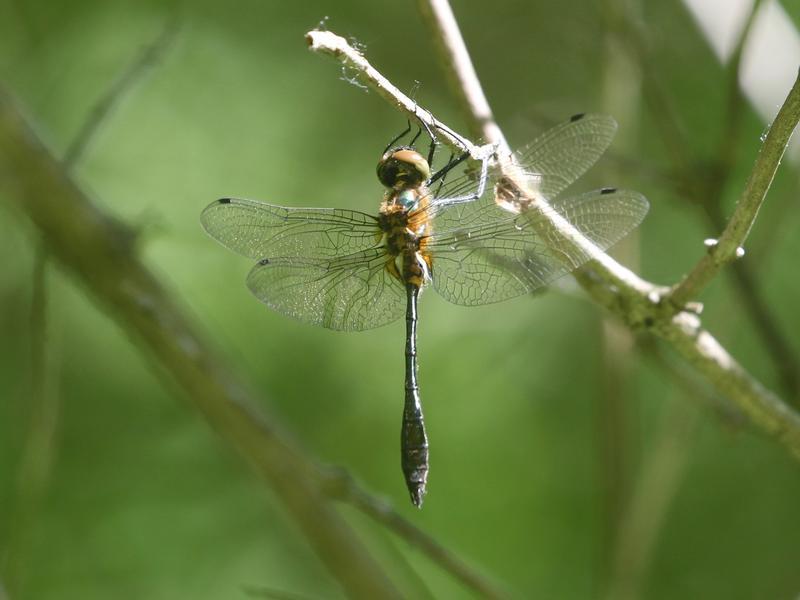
[
  {"left": 668, "top": 70, "right": 800, "bottom": 309},
  {"left": 305, "top": 29, "right": 491, "bottom": 162},
  {"left": 415, "top": 0, "right": 509, "bottom": 154}
]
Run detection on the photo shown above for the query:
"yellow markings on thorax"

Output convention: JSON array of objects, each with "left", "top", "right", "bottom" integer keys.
[{"left": 379, "top": 184, "right": 434, "bottom": 288}]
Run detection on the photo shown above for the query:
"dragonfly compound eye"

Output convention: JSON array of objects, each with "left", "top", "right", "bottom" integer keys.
[{"left": 376, "top": 148, "right": 432, "bottom": 190}]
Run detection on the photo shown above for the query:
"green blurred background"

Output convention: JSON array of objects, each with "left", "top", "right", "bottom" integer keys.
[{"left": 2, "top": 0, "right": 800, "bottom": 598}]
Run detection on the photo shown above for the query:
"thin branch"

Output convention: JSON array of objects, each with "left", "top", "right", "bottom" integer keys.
[
  {"left": 0, "top": 86, "right": 403, "bottom": 600},
  {"left": 415, "top": 0, "right": 509, "bottom": 154},
  {"left": 63, "top": 17, "right": 179, "bottom": 168},
  {"left": 667, "top": 70, "right": 800, "bottom": 309},
  {"left": 322, "top": 468, "right": 509, "bottom": 600},
  {"left": 305, "top": 29, "right": 492, "bottom": 162},
  {"left": 414, "top": 0, "right": 507, "bottom": 155}
]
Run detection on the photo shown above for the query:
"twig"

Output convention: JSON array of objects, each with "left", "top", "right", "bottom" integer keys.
[
  {"left": 322, "top": 468, "right": 509, "bottom": 600},
  {"left": 667, "top": 70, "right": 800, "bottom": 309},
  {"left": 305, "top": 29, "right": 492, "bottom": 162},
  {"left": 396, "top": 3, "right": 800, "bottom": 458},
  {"left": 0, "top": 86, "right": 403, "bottom": 600},
  {"left": 63, "top": 17, "right": 179, "bottom": 168},
  {"left": 415, "top": 0, "right": 510, "bottom": 154}
]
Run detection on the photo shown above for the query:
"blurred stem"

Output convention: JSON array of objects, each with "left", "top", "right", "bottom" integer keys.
[
  {"left": 62, "top": 16, "right": 178, "bottom": 168},
  {"left": 596, "top": 6, "right": 642, "bottom": 587},
  {"left": 414, "top": 0, "right": 509, "bottom": 154},
  {"left": 0, "top": 86, "right": 404, "bottom": 600},
  {"left": 322, "top": 468, "right": 508, "bottom": 599},
  {"left": 715, "top": 0, "right": 763, "bottom": 178},
  {"left": 360, "top": 523, "right": 438, "bottom": 600},
  {"left": 607, "top": 398, "right": 698, "bottom": 600},
  {"left": 596, "top": 318, "right": 634, "bottom": 587},
  {"left": 3, "top": 248, "right": 60, "bottom": 599}
]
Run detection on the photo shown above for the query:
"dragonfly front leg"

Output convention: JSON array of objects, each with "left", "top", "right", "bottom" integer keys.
[{"left": 429, "top": 151, "right": 489, "bottom": 205}]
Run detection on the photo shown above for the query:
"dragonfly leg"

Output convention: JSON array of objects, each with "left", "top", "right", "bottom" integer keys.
[
  {"left": 429, "top": 152, "right": 489, "bottom": 205},
  {"left": 383, "top": 120, "right": 412, "bottom": 154}
]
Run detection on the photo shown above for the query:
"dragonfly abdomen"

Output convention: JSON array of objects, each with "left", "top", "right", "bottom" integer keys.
[{"left": 402, "top": 283, "right": 428, "bottom": 507}]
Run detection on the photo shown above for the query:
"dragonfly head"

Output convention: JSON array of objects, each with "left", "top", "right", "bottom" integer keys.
[{"left": 376, "top": 147, "right": 431, "bottom": 191}]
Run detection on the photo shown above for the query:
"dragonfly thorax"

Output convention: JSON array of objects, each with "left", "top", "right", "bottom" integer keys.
[{"left": 376, "top": 147, "right": 431, "bottom": 191}]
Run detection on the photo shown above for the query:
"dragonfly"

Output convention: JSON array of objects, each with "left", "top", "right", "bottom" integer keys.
[{"left": 200, "top": 113, "right": 649, "bottom": 507}]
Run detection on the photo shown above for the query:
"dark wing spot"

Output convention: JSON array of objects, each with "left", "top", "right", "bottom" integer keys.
[
  {"left": 258, "top": 258, "right": 270, "bottom": 265},
  {"left": 218, "top": 198, "right": 232, "bottom": 204},
  {"left": 600, "top": 187, "right": 617, "bottom": 195},
  {"left": 570, "top": 113, "right": 585, "bottom": 122}
]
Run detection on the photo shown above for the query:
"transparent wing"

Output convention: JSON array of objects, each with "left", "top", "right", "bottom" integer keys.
[
  {"left": 515, "top": 113, "right": 617, "bottom": 200},
  {"left": 246, "top": 249, "right": 406, "bottom": 331},
  {"left": 419, "top": 113, "right": 618, "bottom": 220},
  {"left": 202, "top": 198, "right": 402, "bottom": 331},
  {"left": 426, "top": 188, "right": 648, "bottom": 306},
  {"left": 201, "top": 198, "right": 382, "bottom": 260}
]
